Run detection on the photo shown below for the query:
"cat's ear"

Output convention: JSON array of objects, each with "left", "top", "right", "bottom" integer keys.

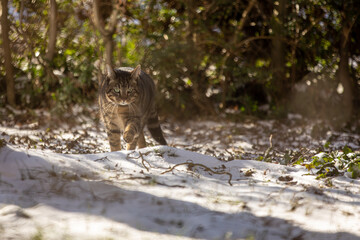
[
  {"left": 106, "top": 64, "right": 116, "bottom": 80},
  {"left": 131, "top": 65, "right": 141, "bottom": 80}
]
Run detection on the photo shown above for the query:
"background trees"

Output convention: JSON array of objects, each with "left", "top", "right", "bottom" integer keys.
[
  {"left": 1, "top": 0, "right": 359, "bottom": 123},
  {"left": 1, "top": 0, "right": 15, "bottom": 106}
]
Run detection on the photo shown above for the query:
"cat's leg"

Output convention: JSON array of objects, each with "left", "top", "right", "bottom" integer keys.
[
  {"left": 104, "top": 119, "right": 122, "bottom": 151},
  {"left": 123, "top": 124, "right": 137, "bottom": 144},
  {"left": 126, "top": 138, "right": 138, "bottom": 150},
  {"left": 107, "top": 128, "right": 122, "bottom": 151},
  {"left": 137, "top": 131, "right": 146, "bottom": 149},
  {"left": 124, "top": 118, "right": 141, "bottom": 150},
  {"left": 125, "top": 130, "right": 146, "bottom": 150}
]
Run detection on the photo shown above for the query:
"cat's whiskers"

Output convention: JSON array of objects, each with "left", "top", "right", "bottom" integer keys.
[
  {"left": 103, "top": 102, "right": 116, "bottom": 113},
  {"left": 128, "top": 102, "right": 139, "bottom": 114},
  {"left": 104, "top": 102, "right": 118, "bottom": 118},
  {"left": 110, "top": 103, "right": 117, "bottom": 116}
]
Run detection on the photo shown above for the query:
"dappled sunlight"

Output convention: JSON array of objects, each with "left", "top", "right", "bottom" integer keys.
[
  {"left": 1, "top": 0, "right": 360, "bottom": 239},
  {"left": 1, "top": 133, "right": 360, "bottom": 239}
]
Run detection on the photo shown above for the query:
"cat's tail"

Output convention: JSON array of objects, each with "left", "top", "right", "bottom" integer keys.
[{"left": 147, "top": 115, "right": 167, "bottom": 145}]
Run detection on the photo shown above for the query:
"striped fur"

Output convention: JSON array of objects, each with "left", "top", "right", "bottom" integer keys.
[{"left": 99, "top": 65, "right": 167, "bottom": 151}]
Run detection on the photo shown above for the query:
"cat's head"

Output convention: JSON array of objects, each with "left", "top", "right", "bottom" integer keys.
[{"left": 105, "top": 65, "right": 141, "bottom": 106}]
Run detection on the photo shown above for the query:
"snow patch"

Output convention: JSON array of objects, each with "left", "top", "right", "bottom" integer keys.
[{"left": 1, "top": 144, "right": 360, "bottom": 239}]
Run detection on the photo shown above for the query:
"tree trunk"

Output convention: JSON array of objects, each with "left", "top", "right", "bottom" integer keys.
[
  {"left": 104, "top": 34, "right": 114, "bottom": 67},
  {"left": 92, "top": 0, "right": 118, "bottom": 71},
  {"left": 271, "top": 0, "right": 286, "bottom": 105},
  {"left": 45, "top": 0, "right": 57, "bottom": 62},
  {"left": 336, "top": 7, "right": 354, "bottom": 125},
  {"left": 1, "top": 0, "right": 16, "bottom": 106}
]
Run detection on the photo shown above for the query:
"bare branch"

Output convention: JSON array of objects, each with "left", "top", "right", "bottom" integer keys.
[
  {"left": 300, "top": 13, "right": 325, "bottom": 39},
  {"left": 161, "top": 162, "right": 233, "bottom": 186},
  {"left": 107, "top": 3, "right": 119, "bottom": 33},
  {"left": 93, "top": 0, "right": 119, "bottom": 37},
  {"left": 93, "top": 0, "right": 109, "bottom": 36},
  {"left": 237, "top": 0, "right": 257, "bottom": 33},
  {"left": 45, "top": 0, "right": 57, "bottom": 61}
]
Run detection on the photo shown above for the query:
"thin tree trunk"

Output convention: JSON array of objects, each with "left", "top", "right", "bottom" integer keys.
[
  {"left": 104, "top": 35, "right": 114, "bottom": 68},
  {"left": 1, "top": 0, "right": 16, "bottom": 106},
  {"left": 45, "top": 0, "right": 57, "bottom": 62},
  {"left": 337, "top": 10, "right": 355, "bottom": 125},
  {"left": 92, "top": 0, "right": 119, "bottom": 69},
  {"left": 271, "top": 0, "right": 286, "bottom": 105}
]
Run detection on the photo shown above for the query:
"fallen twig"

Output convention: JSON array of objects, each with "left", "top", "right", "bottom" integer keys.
[
  {"left": 263, "top": 134, "right": 273, "bottom": 161},
  {"left": 139, "top": 151, "right": 151, "bottom": 172},
  {"left": 94, "top": 156, "right": 109, "bottom": 162},
  {"left": 161, "top": 161, "right": 233, "bottom": 186},
  {"left": 126, "top": 151, "right": 152, "bottom": 172},
  {"left": 120, "top": 175, "right": 185, "bottom": 188}
]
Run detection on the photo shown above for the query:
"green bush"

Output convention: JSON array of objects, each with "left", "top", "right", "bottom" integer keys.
[{"left": 306, "top": 146, "right": 360, "bottom": 179}]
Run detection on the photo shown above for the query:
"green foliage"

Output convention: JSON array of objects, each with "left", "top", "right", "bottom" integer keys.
[
  {"left": 0, "top": 139, "right": 6, "bottom": 149},
  {"left": 1, "top": 0, "right": 360, "bottom": 118},
  {"left": 306, "top": 146, "right": 360, "bottom": 179},
  {"left": 31, "top": 228, "right": 44, "bottom": 240},
  {"left": 2, "top": 1, "right": 98, "bottom": 112}
]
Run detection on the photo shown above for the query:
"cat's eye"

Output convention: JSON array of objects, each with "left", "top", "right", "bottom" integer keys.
[
  {"left": 127, "top": 88, "right": 133, "bottom": 94},
  {"left": 113, "top": 87, "right": 120, "bottom": 93}
]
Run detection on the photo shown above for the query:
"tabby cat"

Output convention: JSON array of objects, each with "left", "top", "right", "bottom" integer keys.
[{"left": 99, "top": 65, "right": 167, "bottom": 151}]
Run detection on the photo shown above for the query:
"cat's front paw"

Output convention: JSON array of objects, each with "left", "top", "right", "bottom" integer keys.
[{"left": 123, "top": 130, "right": 135, "bottom": 143}]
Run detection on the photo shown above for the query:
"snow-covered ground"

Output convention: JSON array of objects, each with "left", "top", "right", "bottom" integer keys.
[{"left": 1, "top": 107, "right": 360, "bottom": 239}]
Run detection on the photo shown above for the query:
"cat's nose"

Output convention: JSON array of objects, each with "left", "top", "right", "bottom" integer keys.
[{"left": 119, "top": 100, "right": 128, "bottom": 106}]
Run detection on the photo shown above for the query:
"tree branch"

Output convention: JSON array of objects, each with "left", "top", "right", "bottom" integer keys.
[
  {"left": 237, "top": 0, "right": 257, "bottom": 34},
  {"left": 45, "top": 0, "right": 57, "bottom": 62},
  {"left": 93, "top": 0, "right": 119, "bottom": 37},
  {"left": 161, "top": 162, "right": 233, "bottom": 186},
  {"left": 93, "top": 0, "right": 109, "bottom": 36}
]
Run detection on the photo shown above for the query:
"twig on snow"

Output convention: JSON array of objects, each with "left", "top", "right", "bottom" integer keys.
[
  {"left": 126, "top": 151, "right": 152, "bottom": 172},
  {"left": 161, "top": 161, "right": 233, "bottom": 186},
  {"left": 139, "top": 151, "right": 151, "bottom": 172},
  {"left": 263, "top": 134, "right": 273, "bottom": 161},
  {"left": 120, "top": 175, "right": 185, "bottom": 188}
]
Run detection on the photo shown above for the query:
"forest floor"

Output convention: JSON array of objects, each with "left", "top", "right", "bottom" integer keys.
[{"left": 0, "top": 105, "right": 360, "bottom": 240}]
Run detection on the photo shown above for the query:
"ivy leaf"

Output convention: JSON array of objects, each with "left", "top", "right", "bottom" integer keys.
[{"left": 342, "top": 146, "right": 353, "bottom": 155}]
